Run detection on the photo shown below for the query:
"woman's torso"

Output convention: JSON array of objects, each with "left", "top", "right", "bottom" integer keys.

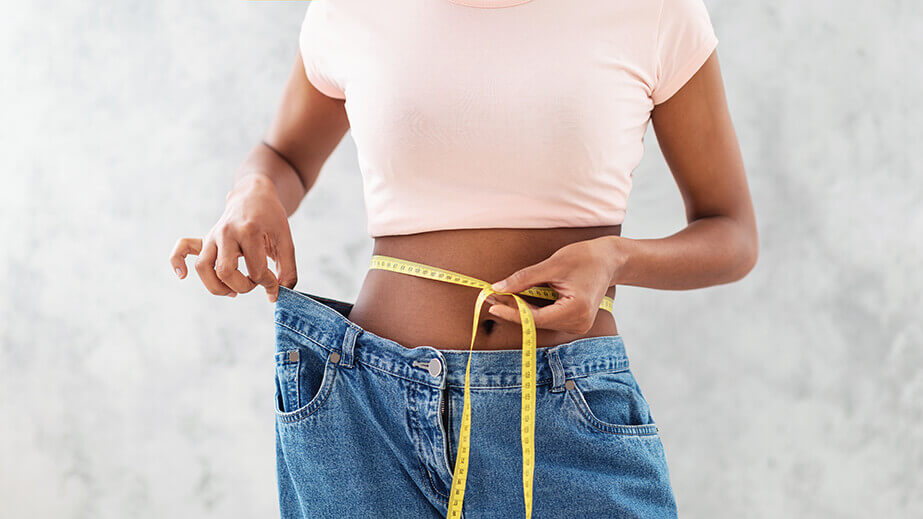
[
  {"left": 306, "top": 0, "right": 718, "bottom": 350},
  {"left": 348, "top": 227, "right": 619, "bottom": 351}
]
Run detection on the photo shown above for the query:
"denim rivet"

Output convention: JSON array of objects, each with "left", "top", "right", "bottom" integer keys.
[
  {"left": 288, "top": 350, "right": 300, "bottom": 362},
  {"left": 330, "top": 351, "right": 341, "bottom": 364},
  {"left": 564, "top": 379, "right": 576, "bottom": 390},
  {"left": 427, "top": 358, "right": 442, "bottom": 377}
]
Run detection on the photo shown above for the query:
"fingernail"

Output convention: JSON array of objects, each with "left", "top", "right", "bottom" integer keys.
[
  {"left": 227, "top": 292, "right": 236, "bottom": 298},
  {"left": 491, "top": 281, "right": 506, "bottom": 291},
  {"left": 488, "top": 306, "right": 499, "bottom": 315},
  {"left": 174, "top": 268, "right": 183, "bottom": 279}
]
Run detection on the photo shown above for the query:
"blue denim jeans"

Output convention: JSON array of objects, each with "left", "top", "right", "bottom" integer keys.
[{"left": 273, "top": 286, "right": 677, "bottom": 518}]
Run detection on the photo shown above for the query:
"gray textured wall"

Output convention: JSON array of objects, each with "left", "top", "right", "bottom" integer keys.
[{"left": 1, "top": 1, "right": 920, "bottom": 517}]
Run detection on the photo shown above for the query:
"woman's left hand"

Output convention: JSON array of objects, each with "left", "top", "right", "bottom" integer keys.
[{"left": 486, "top": 236, "right": 623, "bottom": 334}]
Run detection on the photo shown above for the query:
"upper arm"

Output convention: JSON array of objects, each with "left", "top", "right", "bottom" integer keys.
[
  {"left": 263, "top": 50, "right": 350, "bottom": 192},
  {"left": 650, "top": 51, "right": 755, "bottom": 233}
]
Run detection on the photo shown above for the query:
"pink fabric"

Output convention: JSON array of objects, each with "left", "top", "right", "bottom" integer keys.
[{"left": 300, "top": 0, "right": 718, "bottom": 237}]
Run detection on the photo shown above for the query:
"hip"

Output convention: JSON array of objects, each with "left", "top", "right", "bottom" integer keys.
[{"left": 272, "top": 286, "right": 676, "bottom": 518}]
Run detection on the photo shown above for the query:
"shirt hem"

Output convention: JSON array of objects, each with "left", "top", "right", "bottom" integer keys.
[{"left": 366, "top": 212, "right": 628, "bottom": 238}]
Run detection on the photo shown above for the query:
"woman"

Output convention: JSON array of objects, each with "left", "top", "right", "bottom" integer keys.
[{"left": 170, "top": 0, "right": 757, "bottom": 517}]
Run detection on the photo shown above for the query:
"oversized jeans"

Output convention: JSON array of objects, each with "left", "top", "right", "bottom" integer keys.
[{"left": 273, "top": 286, "right": 677, "bottom": 518}]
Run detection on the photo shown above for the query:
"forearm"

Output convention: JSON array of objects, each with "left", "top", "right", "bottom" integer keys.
[
  {"left": 232, "top": 142, "right": 309, "bottom": 216},
  {"left": 604, "top": 215, "right": 758, "bottom": 290}
]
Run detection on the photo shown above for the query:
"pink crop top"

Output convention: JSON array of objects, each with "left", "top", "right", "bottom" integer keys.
[{"left": 299, "top": 0, "right": 718, "bottom": 237}]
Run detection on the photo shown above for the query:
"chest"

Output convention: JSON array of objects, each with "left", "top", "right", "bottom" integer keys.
[{"left": 336, "top": 2, "right": 657, "bottom": 157}]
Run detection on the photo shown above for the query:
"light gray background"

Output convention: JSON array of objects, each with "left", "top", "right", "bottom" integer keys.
[{"left": 1, "top": 1, "right": 921, "bottom": 517}]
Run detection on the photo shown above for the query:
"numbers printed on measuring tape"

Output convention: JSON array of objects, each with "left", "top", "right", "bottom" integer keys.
[
  {"left": 369, "top": 255, "right": 615, "bottom": 519},
  {"left": 370, "top": 255, "right": 614, "bottom": 314}
]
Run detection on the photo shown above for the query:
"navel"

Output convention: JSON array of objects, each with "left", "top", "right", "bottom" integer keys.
[{"left": 481, "top": 318, "right": 496, "bottom": 334}]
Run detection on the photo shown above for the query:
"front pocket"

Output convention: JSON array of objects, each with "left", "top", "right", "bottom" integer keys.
[
  {"left": 275, "top": 349, "right": 302, "bottom": 413},
  {"left": 274, "top": 347, "right": 340, "bottom": 423},
  {"left": 564, "top": 369, "right": 659, "bottom": 436}
]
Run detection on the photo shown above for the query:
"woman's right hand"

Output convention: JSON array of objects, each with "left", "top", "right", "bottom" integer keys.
[{"left": 170, "top": 175, "right": 297, "bottom": 303}]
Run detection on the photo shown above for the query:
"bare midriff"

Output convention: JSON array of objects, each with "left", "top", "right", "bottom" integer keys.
[{"left": 347, "top": 226, "right": 620, "bottom": 351}]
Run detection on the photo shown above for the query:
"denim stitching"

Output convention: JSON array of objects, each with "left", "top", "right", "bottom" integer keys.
[
  {"left": 422, "top": 455, "right": 450, "bottom": 500},
  {"left": 361, "top": 354, "right": 555, "bottom": 390},
  {"left": 294, "top": 353, "right": 302, "bottom": 409},
  {"left": 277, "top": 320, "right": 633, "bottom": 389},
  {"left": 275, "top": 320, "right": 337, "bottom": 355},
  {"left": 565, "top": 382, "right": 659, "bottom": 436},
  {"left": 274, "top": 350, "right": 302, "bottom": 411},
  {"left": 360, "top": 359, "right": 442, "bottom": 387},
  {"left": 348, "top": 355, "right": 633, "bottom": 391},
  {"left": 413, "top": 434, "right": 449, "bottom": 500},
  {"left": 276, "top": 360, "right": 339, "bottom": 425},
  {"left": 278, "top": 288, "right": 360, "bottom": 331},
  {"left": 405, "top": 382, "right": 451, "bottom": 501},
  {"left": 442, "top": 366, "right": 630, "bottom": 390},
  {"left": 444, "top": 392, "right": 454, "bottom": 471}
]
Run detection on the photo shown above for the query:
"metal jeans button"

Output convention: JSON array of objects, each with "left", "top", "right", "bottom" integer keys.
[
  {"left": 427, "top": 358, "right": 442, "bottom": 377},
  {"left": 330, "top": 351, "right": 341, "bottom": 364}
]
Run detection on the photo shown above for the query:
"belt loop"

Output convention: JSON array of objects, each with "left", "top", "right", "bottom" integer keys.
[
  {"left": 340, "top": 325, "right": 361, "bottom": 369},
  {"left": 547, "top": 347, "right": 565, "bottom": 393}
]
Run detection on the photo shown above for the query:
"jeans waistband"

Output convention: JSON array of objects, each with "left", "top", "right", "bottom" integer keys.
[{"left": 275, "top": 286, "right": 631, "bottom": 390}]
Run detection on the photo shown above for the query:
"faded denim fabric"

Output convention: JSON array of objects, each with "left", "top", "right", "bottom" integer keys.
[{"left": 273, "top": 286, "right": 677, "bottom": 518}]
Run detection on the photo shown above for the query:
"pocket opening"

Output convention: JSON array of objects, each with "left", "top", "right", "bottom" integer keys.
[
  {"left": 564, "top": 370, "right": 659, "bottom": 436},
  {"left": 274, "top": 349, "right": 340, "bottom": 424}
]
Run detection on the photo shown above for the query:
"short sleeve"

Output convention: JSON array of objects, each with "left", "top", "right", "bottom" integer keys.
[
  {"left": 650, "top": 0, "right": 718, "bottom": 105},
  {"left": 298, "top": 1, "right": 346, "bottom": 100}
]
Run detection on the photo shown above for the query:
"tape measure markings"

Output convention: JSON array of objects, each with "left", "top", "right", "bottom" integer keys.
[
  {"left": 369, "top": 254, "right": 615, "bottom": 519},
  {"left": 370, "top": 255, "right": 613, "bottom": 313}
]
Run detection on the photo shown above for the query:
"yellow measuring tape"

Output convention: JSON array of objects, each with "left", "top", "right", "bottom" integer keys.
[{"left": 369, "top": 255, "right": 615, "bottom": 518}]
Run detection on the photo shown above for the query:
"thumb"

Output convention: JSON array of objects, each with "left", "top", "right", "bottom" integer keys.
[
  {"left": 274, "top": 232, "right": 298, "bottom": 289},
  {"left": 491, "top": 259, "right": 558, "bottom": 293}
]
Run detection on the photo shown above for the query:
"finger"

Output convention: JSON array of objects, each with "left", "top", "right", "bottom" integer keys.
[
  {"left": 491, "top": 257, "right": 562, "bottom": 294},
  {"left": 489, "top": 296, "right": 587, "bottom": 333},
  {"left": 485, "top": 292, "right": 516, "bottom": 307},
  {"left": 486, "top": 297, "right": 540, "bottom": 324},
  {"left": 273, "top": 230, "right": 298, "bottom": 290},
  {"left": 215, "top": 235, "right": 256, "bottom": 294},
  {"left": 528, "top": 295, "right": 585, "bottom": 331},
  {"left": 241, "top": 234, "right": 279, "bottom": 302},
  {"left": 194, "top": 238, "right": 235, "bottom": 296},
  {"left": 170, "top": 237, "right": 202, "bottom": 279}
]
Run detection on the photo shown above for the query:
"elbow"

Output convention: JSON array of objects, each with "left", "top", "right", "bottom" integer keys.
[{"left": 729, "top": 226, "right": 759, "bottom": 282}]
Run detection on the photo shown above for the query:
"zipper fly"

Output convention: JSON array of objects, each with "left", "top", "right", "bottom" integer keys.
[{"left": 439, "top": 386, "right": 452, "bottom": 472}]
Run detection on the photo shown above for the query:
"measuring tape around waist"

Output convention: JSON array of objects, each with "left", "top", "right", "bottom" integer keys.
[{"left": 368, "top": 254, "right": 615, "bottom": 518}]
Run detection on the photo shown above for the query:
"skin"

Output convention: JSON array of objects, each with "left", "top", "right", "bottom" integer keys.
[{"left": 170, "top": 49, "right": 757, "bottom": 351}]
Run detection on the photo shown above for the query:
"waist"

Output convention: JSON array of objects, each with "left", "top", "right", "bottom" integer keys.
[
  {"left": 350, "top": 226, "right": 620, "bottom": 350},
  {"left": 274, "top": 286, "right": 630, "bottom": 389}
]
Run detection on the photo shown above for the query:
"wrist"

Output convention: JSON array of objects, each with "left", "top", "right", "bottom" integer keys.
[
  {"left": 597, "top": 235, "right": 634, "bottom": 287},
  {"left": 228, "top": 173, "right": 277, "bottom": 202}
]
